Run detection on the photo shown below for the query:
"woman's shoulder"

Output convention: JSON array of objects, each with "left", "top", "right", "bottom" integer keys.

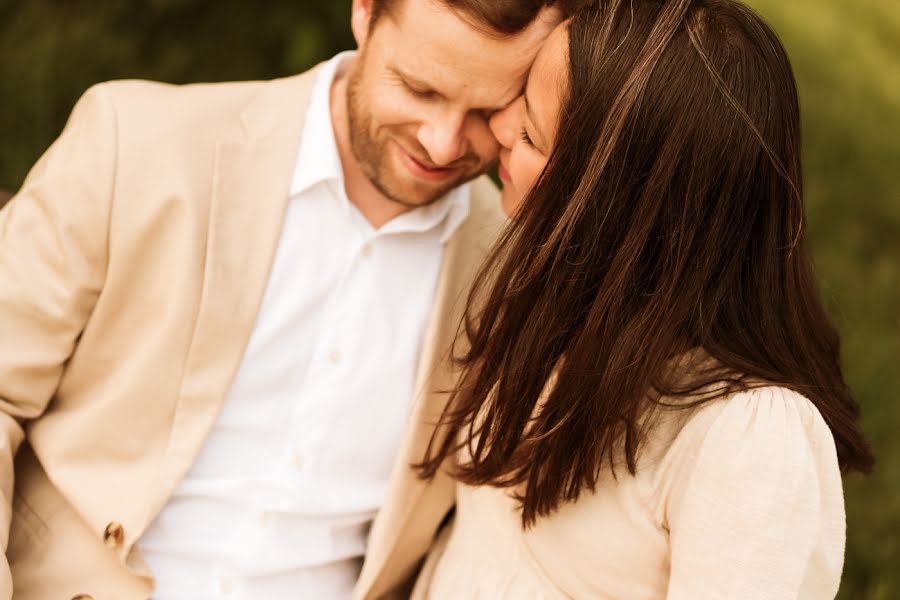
[
  {"left": 648, "top": 352, "right": 836, "bottom": 453},
  {"left": 669, "top": 384, "right": 837, "bottom": 460},
  {"left": 640, "top": 384, "right": 843, "bottom": 523},
  {"left": 651, "top": 385, "right": 847, "bottom": 598}
]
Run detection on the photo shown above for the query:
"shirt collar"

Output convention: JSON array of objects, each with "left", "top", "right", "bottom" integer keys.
[
  {"left": 289, "top": 51, "right": 353, "bottom": 197},
  {"left": 377, "top": 183, "right": 471, "bottom": 244},
  {"left": 289, "top": 50, "right": 472, "bottom": 244}
]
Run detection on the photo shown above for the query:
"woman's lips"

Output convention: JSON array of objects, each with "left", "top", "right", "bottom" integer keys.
[{"left": 498, "top": 162, "right": 511, "bottom": 183}]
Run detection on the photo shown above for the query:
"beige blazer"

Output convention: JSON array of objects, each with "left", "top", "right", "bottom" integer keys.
[{"left": 0, "top": 64, "right": 503, "bottom": 600}]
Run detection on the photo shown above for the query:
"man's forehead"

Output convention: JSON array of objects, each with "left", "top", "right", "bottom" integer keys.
[
  {"left": 390, "top": 51, "right": 529, "bottom": 109},
  {"left": 380, "top": 1, "right": 559, "bottom": 107}
]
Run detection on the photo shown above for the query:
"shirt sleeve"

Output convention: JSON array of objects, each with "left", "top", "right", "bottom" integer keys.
[{"left": 664, "top": 386, "right": 846, "bottom": 600}]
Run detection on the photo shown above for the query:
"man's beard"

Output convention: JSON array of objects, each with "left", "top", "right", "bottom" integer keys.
[{"left": 345, "top": 64, "right": 482, "bottom": 208}]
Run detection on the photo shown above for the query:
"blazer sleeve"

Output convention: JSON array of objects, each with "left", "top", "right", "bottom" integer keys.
[
  {"left": 664, "top": 386, "right": 847, "bottom": 600},
  {"left": 0, "top": 83, "right": 117, "bottom": 597}
]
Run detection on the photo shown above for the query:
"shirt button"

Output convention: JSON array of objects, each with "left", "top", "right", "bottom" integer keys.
[
  {"left": 292, "top": 451, "right": 305, "bottom": 470},
  {"left": 361, "top": 244, "right": 373, "bottom": 257},
  {"left": 219, "top": 577, "right": 233, "bottom": 595},
  {"left": 103, "top": 522, "right": 125, "bottom": 549},
  {"left": 328, "top": 348, "right": 341, "bottom": 364},
  {"left": 257, "top": 511, "right": 272, "bottom": 526}
]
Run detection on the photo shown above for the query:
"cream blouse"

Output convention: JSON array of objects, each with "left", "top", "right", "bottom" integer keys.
[{"left": 412, "top": 386, "right": 846, "bottom": 599}]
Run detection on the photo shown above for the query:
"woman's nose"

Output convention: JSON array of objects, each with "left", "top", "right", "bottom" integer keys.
[{"left": 489, "top": 98, "right": 522, "bottom": 150}]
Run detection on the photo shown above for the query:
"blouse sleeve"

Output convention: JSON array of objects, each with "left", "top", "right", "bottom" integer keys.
[{"left": 664, "top": 386, "right": 846, "bottom": 600}]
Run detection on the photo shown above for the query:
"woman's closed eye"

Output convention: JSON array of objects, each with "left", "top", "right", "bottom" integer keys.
[{"left": 520, "top": 126, "right": 535, "bottom": 147}]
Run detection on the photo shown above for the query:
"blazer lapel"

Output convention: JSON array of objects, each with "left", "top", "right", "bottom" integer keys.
[
  {"left": 355, "top": 179, "right": 505, "bottom": 599},
  {"left": 147, "top": 67, "right": 323, "bottom": 521}
]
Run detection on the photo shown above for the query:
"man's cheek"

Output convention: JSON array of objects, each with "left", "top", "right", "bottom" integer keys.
[
  {"left": 372, "top": 91, "right": 421, "bottom": 129},
  {"left": 473, "top": 131, "right": 501, "bottom": 165}
]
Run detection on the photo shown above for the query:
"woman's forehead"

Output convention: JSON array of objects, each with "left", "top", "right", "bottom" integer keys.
[{"left": 526, "top": 21, "right": 570, "bottom": 140}]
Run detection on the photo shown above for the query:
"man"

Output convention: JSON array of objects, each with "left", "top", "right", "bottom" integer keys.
[{"left": 0, "top": 0, "right": 578, "bottom": 598}]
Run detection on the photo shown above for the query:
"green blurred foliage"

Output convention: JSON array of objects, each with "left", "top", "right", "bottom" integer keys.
[
  {"left": 0, "top": 0, "right": 354, "bottom": 185},
  {"left": 745, "top": 2, "right": 900, "bottom": 598},
  {"left": 0, "top": 0, "right": 897, "bottom": 597}
]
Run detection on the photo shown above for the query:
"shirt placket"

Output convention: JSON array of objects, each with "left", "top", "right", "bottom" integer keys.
[{"left": 279, "top": 201, "right": 378, "bottom": 495}]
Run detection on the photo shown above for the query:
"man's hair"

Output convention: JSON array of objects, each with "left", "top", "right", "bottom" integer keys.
[{"left": 371, "top": 0, "right": 586, "bottom": 36}]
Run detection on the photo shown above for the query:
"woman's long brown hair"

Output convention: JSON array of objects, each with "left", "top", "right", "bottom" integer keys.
[{"left": 416, "top": 0, "right": 874, "bottom": 526}]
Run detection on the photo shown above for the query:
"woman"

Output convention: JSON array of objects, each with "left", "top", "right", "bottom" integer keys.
[{"left": 412, "top": 0, "right": 874, "bottom": 598}]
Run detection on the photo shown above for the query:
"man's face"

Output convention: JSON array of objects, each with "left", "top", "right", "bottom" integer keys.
[{"left": 347, "top": 0, "right": 562, "bottom": 208}]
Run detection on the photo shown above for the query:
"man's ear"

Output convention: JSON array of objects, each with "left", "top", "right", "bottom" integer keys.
[{"left": 351, "top": 0, "right": 376, "bottom": 49}]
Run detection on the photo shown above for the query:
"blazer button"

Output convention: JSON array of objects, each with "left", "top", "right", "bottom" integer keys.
[{"left": 103, "top": 521, "right": 125, "bottom": 549}]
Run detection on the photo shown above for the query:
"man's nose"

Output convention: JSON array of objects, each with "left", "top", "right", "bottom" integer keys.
[{"left": 417, "top": 113, "right": 467, "bottom": 166}]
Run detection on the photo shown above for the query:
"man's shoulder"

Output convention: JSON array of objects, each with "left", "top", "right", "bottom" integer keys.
[
  {"left": 100, "top": 77, "right": 267, "bottom": 112},
  {"left": 449, "top": 175, "right": 506, "bottom": 253},
  {"left": 88, "top": 65, "right": 322, "bottom": 140},
  {"left": 468, "top": 175, "right": 503, "bottom": 222},
  {"left": 469, "top": 174, "right": 500, "bottom": 200},
  {"left": 469, "top": 175, "right": 504, "bottom": 214}
]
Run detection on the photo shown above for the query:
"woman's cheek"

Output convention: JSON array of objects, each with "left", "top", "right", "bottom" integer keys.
[
  {"left": 511, "top": 149, "right": 545, "bottom": 196},
  {"left": 500, "top": 186, "right": 521, "bottom": 218}
]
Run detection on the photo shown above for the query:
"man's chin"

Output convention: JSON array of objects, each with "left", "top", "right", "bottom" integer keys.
[
  {"left": 379, "top": 182, "right": 454, "bottom": 209},
  {"left": 375, "top": 170, "right": 476, "bottom": 208}
]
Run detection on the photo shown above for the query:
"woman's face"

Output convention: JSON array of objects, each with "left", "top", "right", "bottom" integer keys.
[{"left": 489, "top": 20, "right": 569, "bottom": 217}]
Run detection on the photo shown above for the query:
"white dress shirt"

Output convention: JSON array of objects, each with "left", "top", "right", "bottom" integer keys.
[{"left": 139, "top": 51, "right": 471, "bottom": 600}]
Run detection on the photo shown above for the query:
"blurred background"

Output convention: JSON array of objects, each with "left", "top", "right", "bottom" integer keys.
[{"left": 0, "top": 0, "right": 897, "bottom": 597}]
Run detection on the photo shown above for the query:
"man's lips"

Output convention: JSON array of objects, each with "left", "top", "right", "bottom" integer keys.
[{"left": 397, "top": 145, "right": 459, "bottom": 182}]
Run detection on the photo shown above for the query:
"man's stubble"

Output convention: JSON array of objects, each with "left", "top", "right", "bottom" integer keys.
[{"left": 344, "top": 51, "right": 484, "bottom": 210}]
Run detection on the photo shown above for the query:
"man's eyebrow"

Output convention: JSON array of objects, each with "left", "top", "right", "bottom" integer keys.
[{"left": 391, "top": 64, "right": 521, "bottom": 112}]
